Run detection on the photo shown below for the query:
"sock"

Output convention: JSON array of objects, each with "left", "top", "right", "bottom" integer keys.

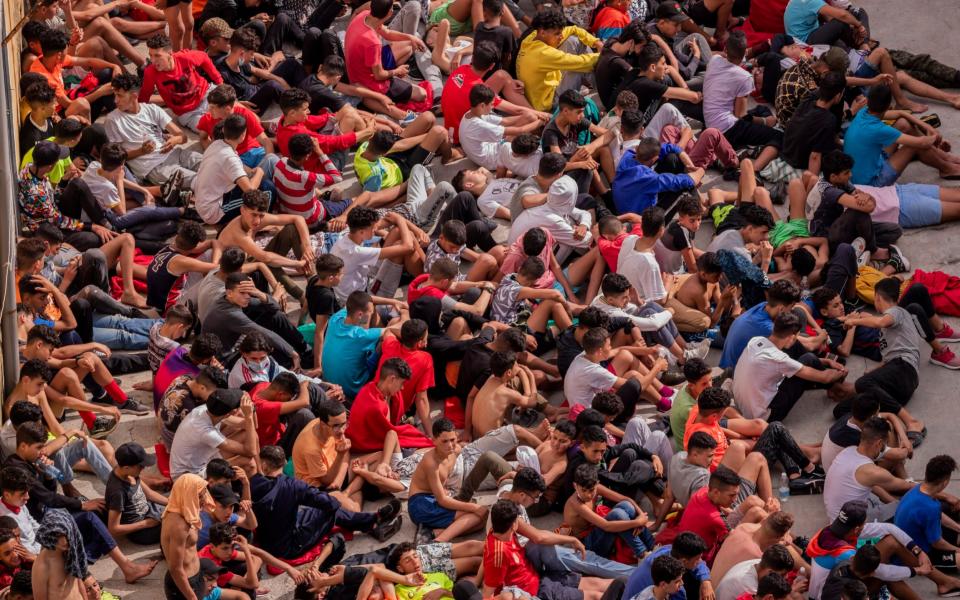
[
  {"left": 105, "top": 380, "right": 128, "bottom": 406},
  {"left": 373, "top": 260, "right": 404, "bottom": 301},
  {"left": 659, "top": 385, "right": 674, "bottom": 396},
  {"left": 79, "top": 411, "right": 96, "bottom": 430}
]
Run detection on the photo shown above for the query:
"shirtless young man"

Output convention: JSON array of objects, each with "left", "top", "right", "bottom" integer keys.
[
  {"left": 520, "top": 420, "right": 577, "bottom": 509},
  {"left": 407, "top": 418, "right": 488, "bottom": 542},
  {"left": 471, "top": 351, "right": 544, "bottom": 440},
  {"left": 217, "top": 190, "right": 316, "bottom": 304},
  {"left": 162, "top": 475, "right": 213, "bottom": 600},
  {"left": 32, "top": 513, "right": 86, "bottom": 600},
  {"left": 667, "top": 252, "right": 741, "bottom": 333}
]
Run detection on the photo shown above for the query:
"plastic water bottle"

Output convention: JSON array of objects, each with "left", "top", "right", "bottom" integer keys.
[{"left": 778, "top": 472, "right": 790, "bottom": 503}]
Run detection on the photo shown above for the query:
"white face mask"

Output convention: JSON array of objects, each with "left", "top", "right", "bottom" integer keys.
[{"left": 247, "top": 357, "right": 271, "bottom": 372}]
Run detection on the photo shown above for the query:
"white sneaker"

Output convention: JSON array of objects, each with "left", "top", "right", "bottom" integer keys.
[
  {"left": 683, "top": 339, "right": 711, "bottom": 361},
  {"left": 851, "top": 237, "right": 871, "bottom": 267}
]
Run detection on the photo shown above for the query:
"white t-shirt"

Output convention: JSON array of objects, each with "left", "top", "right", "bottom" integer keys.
[
  {"left": 459, "top": 113, "right": 505, "bottom": 171},
  {"left": 563, "top": 353, "right": 617, "bottom": 409},
  {"left": 192, "top": 140, "right": 247, "bottom": 224},
  {"left": 617, "top": 236, "right": 667, "bottom": 302},
  {"left": 715, "top": 559, "right": 760, "bottom": 600},
  {"left": 477, "top": 178, "right": 521, "bottom": 219},
  {"left": 497, "top": 144, "right": 542, "bottom": 179},
  {"left": 80, "top": 162, "right": 121, "bottom": 209},
  {"left": 169, "top": 405, "right": 227, "bottom": 480},
  {"left": 331, "top": 234, "right": 381, "bottom": 302},
  {"left": 104, "top": 104, "right": 172, "bottom": 179},
  {"left": 702, "top": 55, "right": 754, "bottom": 133},
  {"left": 732, "top": 336, "right": 804, "bottom": 420},
  {"left": 707, "top": 228, "right": 750, "bottom": 260}
]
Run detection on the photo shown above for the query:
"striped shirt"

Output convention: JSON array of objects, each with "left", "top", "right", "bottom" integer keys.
[{"left": 273, "top": 156, "right": 343, "bottom": 226}]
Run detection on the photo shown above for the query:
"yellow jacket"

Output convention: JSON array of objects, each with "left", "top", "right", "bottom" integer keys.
[{"left": 516, "top": 26, "right": 601, "bottom": 111}]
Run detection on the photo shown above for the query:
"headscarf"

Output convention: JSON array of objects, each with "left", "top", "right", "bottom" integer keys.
[
  {"left": 36, "top": 509, "right": 88, "bottom": 580},
  {"left": 163, "top": 474, "right": 211, "bottom": 529},
  {"left": 546, "top": 176, "right": 578, "bottom": 214}
]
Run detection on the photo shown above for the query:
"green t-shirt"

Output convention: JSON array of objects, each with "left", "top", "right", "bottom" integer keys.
[
  {"left": 353, "top": 142, "right": 404, "bottom": 191},
  {"left": 670, "top": 384, "right": 697, "bottom": 452},
  {"left": 20, "top": 136, "right": 72, "bottom": 186},
  {"left": 395, "top": 573, "right": 453, "bottom": 600}
]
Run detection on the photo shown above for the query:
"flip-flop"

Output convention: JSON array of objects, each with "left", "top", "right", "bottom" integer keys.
[
  {"left": 907, "top": 431, "right": 924, "bottom": 449},
  {"left": 938, "top": 586, "right": 960, "bottom": 597}
]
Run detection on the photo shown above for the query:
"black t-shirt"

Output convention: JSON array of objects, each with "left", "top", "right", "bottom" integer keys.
[
  {"left": 821, "top": 563, "right": 877, "bottom": 600},
  {"left": 827, "top": 417, "right": 862, "bottom": 449},
  {"left": 474, "top": 23, "right": 515, "bottom": 72},
  {"left": 105, "top": 472, "right": 160, "bottom": 524},
  {"left": 454, "top": 329, "right": 496, "bottom": 400},
  {"left": 299, "top": 75, "right": 348, "bottom": 114},
  {"left": 810, "top": 182, "right": 854, "bottom": 237},
  {"left": 624, "top": 75, "right": 669, "bottom": 123},
  {"left": 556, "top": 328, "right": 582, "bottom": 378},
  {"left": 19, "top": 116, "right": 52, "bottom": 160},
  {"left": 328, "top": 566, "right": 368, "bottom": 600},
  {"left": 660, "top": 221, "right": 694, "bottom": 252},
  {"left": 214, "top": 55, "right": 257, "bottom": 100},
  {"left": 306, "top": 280, "right": 341, "bottom": 321},
  {"left": 541, "top": 117, "right": 590, "bottom": 158},
  {"left": 595, "top": 47, "right": 634, "bottom": 109},
  {"left": 782, "top": 98, "right": 839, "bottom": 169}
]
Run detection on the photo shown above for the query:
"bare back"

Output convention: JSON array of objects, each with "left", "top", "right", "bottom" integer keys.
[
  {"left": 674, "top": 274, "right": 711, "bottom": 312},
  {"left": 33, "top": 548, "right": 82, "bottom": 600},
  {"left": 471, "top": 378, "right": 515, "bottom": 439}
]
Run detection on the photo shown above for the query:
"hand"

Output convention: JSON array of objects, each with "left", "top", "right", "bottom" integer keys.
[
  {"left": 571, "top": 147, "right": 591, "bottom": 162},
  {"left": 791, "top": 575, "right": 809, "bottom": 595},
  {"left": 651, "top": 455, "right": 663, "bottom": 477},
  {"left": 759, "top": 240, "right": 774, "bottom": 263},
  {"left": 851, "top": 95, "right": 868, "bottom": 113},
  {"left": 325, "top": 384, "right": 345, "bottom": 402},
  {"left": 573, "top": 224, "right": 588, "bottom": 240},
  {"left": 77, "top": 353, "right": 96, "bottom": 373},
  {"left": 160, "top": 133, "right": 182, "bottom": 154},
  {"left": 652, "top": 357, "right": 669, "bottom": 373},
  {"left": 287, "top": 568, "right": 306, "bottom": 585},
  {"left": 139, "top": 139, "right": 156, "bottom": 155},
  {"left": 873, "top": 73, "right": 894, "bottom": 86},
  {"left": 335, "top": 437, "right": 351, "bottom": 454},
  {"left": 699, "top": 580, "right": 715, "bottom": 600},
  {"left": 69, "top": 26, "right": 83, "bottom": 46},
  {"left": 253, "top": 12, "right": 270, "bottom": 22},
  {"left": 91, "top": 343, "right": 111, "bottom": 357},
  {"left": 392, "top": 64, "right": 410, "bottom": 78},
  {"left": 240, "top": 393, "right": 254, "bottom": 418},
  {"left": 232, "top": 465, "right": 249, "bottom": 483},
  {"left": 403, "top": 572, "right": 426, "bottom": 586},
  {"left": 915, "top": 553, "right": 933, "bottom": 576},
  {"left": 91, "top": 224, "right": 117, "bottom": 243},
  {"left": 472, "top": 504, "right": 488, "bottom": 517},
  {"left": 327, "top": 216, "right": 347, "bottom": 232},
  {"left": 410, "top": 35, "right": 427, "bottom": 52},
  {"left": 82, "top": 498, "right": 106, "bottom": 512},
  {"left": 688, "top": 37, "right": 701, "bottom": 58}
]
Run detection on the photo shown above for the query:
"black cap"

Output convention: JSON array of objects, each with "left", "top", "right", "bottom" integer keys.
[
  {"left": 831, "top": 500, "right": 868, "bottom": 534},
  {"left": 656, "top": 2, "right": 689, "bottom": 22},
  {"left": 206, "top": 389, "right": 242, "bottom": 417},
  {"left": 115, "top": 442, "right": 157, "bottom": 467},
  {"left": 208, "top": 483, "right": 240, "bottom": 509},
  {"left": 453, "top": 580, "right": 483, "bottom": 600},
  {"left": 199, "top": 558, "right": 228, "bottom": 577},
  {"left": 33, "top": 141, "right": 70, "bottom": 168}
]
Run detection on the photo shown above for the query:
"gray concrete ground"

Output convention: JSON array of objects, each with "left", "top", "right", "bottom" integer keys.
[{"left": 63, "top": 0, "right": 960, "bottom": 598}]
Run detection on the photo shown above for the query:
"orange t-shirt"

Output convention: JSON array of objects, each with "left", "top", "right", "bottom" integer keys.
[
  {"left": 683, "top": 406, "right": 728, "bottom": 471},
  {"left": 29, "top": 55, "right": 74, "bottom": 99},
  {"left": 291, "top": 419, "right": 339, "bottom": 487}
]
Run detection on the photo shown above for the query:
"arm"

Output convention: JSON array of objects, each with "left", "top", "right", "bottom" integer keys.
[
  {"left": 838, "top": 190, "right": 876, "bottom": 213},
  {"left": 652, "top": 483, "right": 675, "bottom": 530},
  {"left": 216, "top": 394, "right": 258, "bottom": 458},
  {"left": 107, "top": 508, "right": 159, "bottom": 537},
  {"left": 426, "top": 461, "right": 483, "bottom": 513},
  {"left": 313, "top": 314, "right": 330, "bottom": 370},
  {"left": 663, "top": 87, "right": 702, "bottom": 103},
  {"left": 571, "top": 499, "right": 645, "bottom": 532}
]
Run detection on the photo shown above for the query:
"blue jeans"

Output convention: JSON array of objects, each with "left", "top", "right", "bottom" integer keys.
[
  {"left": 53, "top": 438, "right": 113, "bottom": 484},
  {"left": 555, "top": 545, "right": 635, "bottom": 581},
  {"left": 582, "top": 501, "right": 655, "bottom": 558},
  {"left": 92, "top": 313, "right": 161, "bottom": 350},
  {"left": 104, "top": 205, "right": 182, "bottom": 231}
]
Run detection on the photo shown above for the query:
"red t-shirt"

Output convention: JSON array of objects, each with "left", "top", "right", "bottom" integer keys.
[
  {"left": 483, "top": 532, "right": 540, "bottom": 596},
  {"left": 441, "top": 65, "right": 502, "bottom": 144},
  {"left": 197, "top": 104, "right": 264, "bottom": 155},
  {"left": 376, "top": 335, "right": 435, "bottom": 420},
  {"left": 251, "top": 381, "right": 285, "bottom": 447},
  {"left": 276, "top": 114, "right": 358, "bottom": 173},
  {"left": 139, "top": 50, "right": 222, "bottom": 115},
  {"left": 344, "top": 10, "right": 388, "bottom": 93},
  {"left": 198, "top": 544, "right": 239, "bottom": 587},
  {"left": 676, "top": 487, "right": 729, "bottom": 564},
  {"left": 683, "top": 406, "right": 728, "bottom": 471},
  {"left": 598, "top": 230, "right": 629, "bottom": 271},
  {"left": 407, "top": 274, "right": 447, "bottom": 303}
]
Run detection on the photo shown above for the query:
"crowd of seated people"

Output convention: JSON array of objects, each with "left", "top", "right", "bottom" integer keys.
[{"left": 9, "top": 0, "right": 960, "bottom": 599}]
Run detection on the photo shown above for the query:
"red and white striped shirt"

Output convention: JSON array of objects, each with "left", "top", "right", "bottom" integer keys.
[{"left": 273, "top": 156, "right": 343, "bottom": 226}]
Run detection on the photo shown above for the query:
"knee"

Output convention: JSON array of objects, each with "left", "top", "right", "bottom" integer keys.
[
  {"left": 428, "top": 124, "right": 447, "bottom": 141},
  {"left": 486, "top": 70, "right": 510, "bottom": 88},
  {"left": 477, "top": 253, "right": 497, "bottom": 269},
  {"left": 120, "top": 232, "right": 135, "bottom": 247},
  {"left": 702, "top": 127, "right": 722, "bottom": 142}
]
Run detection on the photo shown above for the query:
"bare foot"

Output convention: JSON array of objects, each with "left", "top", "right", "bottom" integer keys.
[
  {"left": 442, "top": 148, "right": 464, "bottom": 164},
  {"left": 939, "top": 166, "right": 960, "bottom": 179},
  {"left": 950, "top": 97, "right": 960, "bottom": 111},
  {"left": 896, "top": 100, "right": 928, "bottom": 114},
  {"left": 133, "top": 381, "right": 152, "bottom": 392},
  {"left": 121, "top": 290, "right": 149, "bottom": 308},
  {"left": 123, "top": 559, "right": 159, "bottom": 583}
]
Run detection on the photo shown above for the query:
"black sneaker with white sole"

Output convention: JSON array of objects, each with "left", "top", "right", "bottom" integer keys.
[
  {"left": 89, "top": 416, "right": 119, "bottom": 439},
  {"left": 789, "top": 473, "right": 825, "bottom": 495},
  {"left": 118, "top": 399, "right": 150, "bottom": 415},
  {"left": 372, "top": 515, "right": 403, "bottom": 542}
]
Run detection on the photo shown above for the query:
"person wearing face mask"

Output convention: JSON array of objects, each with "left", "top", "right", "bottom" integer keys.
[{"left": 227, "top": 332, "right": 344, "bottom": 403}]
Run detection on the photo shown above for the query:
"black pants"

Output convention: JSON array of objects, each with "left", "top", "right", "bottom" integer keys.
[
  {"left": 436, "top": 191, "right": 499, "bottom": 251},
  {"left": 821, "top": 243, "right": 858, "bottom": 299},
  {"left": 805, "top": 19, "right": 854, "bottom": 47},
  {"left": 164, "top": 570, "right": 205, "bottom": 600},
  {"left": 88, "top": 68, "right": 117, "bottom": 122},
  {"left": 245, "top": 12, "right": 306, "bottom": 54},
  {"left": 768, "top": 352, "right": 823, "bottom": 422},
  {"left": 655, "top": 153, "right": 695, "bottom": 219},
  {"left": 668, "top": 98, "right": 705, "bottom": 124},
  {"left": 847, "top": 357, "right": 919, "bottom": 419},
  {"left": 302, "top": 28, "right": 345, "bottom": 76},
  {"left": 103, "top": 351, "right": 151, "bottom": 375},
  {"left": 722, "top": 117, "right": 783, "bottom": 150},
  {"left": 827, "top": 209, "right": 902, "bottom": 254},
  {"left": 278, "top": 406, "right": 319, "bottom": 457},
  {"left": 127, "top": 523, "right": 162, "bottom": 545},
  {"left": 576, "top": 193, "right": 612, "bottom": 222},
  {"left": 753, "top": 421, "right": 811, "bottom": 476},
  {"left": 899, "top": 283, "right": 937, "bottom": 341}
]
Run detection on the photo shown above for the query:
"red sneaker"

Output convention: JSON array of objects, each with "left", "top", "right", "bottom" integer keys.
[
  {"left": 935, "top": 324, "right": 960, "bottom": 342},
  {"left": 930, "top": 347, "right": 960, "bottom": 370}
]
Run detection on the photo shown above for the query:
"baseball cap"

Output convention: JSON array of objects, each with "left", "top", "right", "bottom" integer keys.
[
  {"left": 115, "top": 442, "right": 157, "bottom": 468},
  {"left": 199, "top": 558, "right": 228, "bottom": 578},
  {"left": 33, "top": 141, "right": 70, "bottom": 168},
  {"left": 656, "top": 2, "right": 689, "bottom": 22},
  {"left": 208, "top": 483, "right": 240, "bottom": 509},
  {"left": 831, "top": 500, "right": 868, "bottom": 534},
  {"left": 199, "top": 18, "right": 234, "bottom": 43},
  {"left": 206, "top": 389, "right": 242, "bottom": 417}
]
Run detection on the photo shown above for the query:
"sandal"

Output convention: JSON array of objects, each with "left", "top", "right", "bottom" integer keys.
[{"left": 907, "top": 430, "right": 924, "bottom": 449}]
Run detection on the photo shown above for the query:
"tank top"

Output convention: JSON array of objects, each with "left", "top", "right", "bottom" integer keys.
[
  {"left": 823, "top": 446, "right": 874, "bottom": 520},
  {"left": 146, "top": 245, "right": 182, "bottom": 314}
]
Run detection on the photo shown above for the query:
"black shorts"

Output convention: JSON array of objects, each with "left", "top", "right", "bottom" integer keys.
[
  {"left": 386, "top": 77, "right": 414, "bottom": 104},
  {"left": 164, "top": 0, "right": 192, "bottom": 7},
  {"left": 539, "top": 575, "right": 583, "bottom": 600},
  {"left": 686, "top": 0, "right": 718, "bottom": 26},
  {"left": 390, "top": 146, "right": 433, "bottom": 179},
  {"left": 164, "top": 571, "right": 205, "bottom": 600}
]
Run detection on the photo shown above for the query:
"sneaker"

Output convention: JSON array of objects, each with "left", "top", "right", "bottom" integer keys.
[
  {"left": 711, "top": 367, "right": 734, "bottom": 388},
  {"left": 843, "top": 297, "right": 867, "bottom": 314},
  {"left": 159, "top": 170, "right": 184, "bottom": 207},
  {"left": 851, "top": 237, "right": 871, "bottom": 267},
  {"left": 399, "top": 111, "right": 418, "bottom": 127},
  {"left": 722, "top": 167, "right": 740, "bottom": 181},
  {"left": 371, "top": 515, "right": 403, "bottom": 542},
  {"left": 683, "top": 339, "right": 710, "bottom": 361},
  {"left": 181, "top": 207, "right": 204, "bottom": 222},
  {"left": 930, "top": 347, "right": 960, "bottom": 370},
  {"left": 656, "top": 395, "right": 673, "bottom": 412},
  {"left": 935, "top": 324, "right": 960, "bottom": 342},
  {"left": 660, "top": 367, "right": 686, "bottom": 386},
  {"left": 885, "top": 244, "right": 910, "bottom": 273},
  {"left": 376, "top": 498, "right": 401, "bottom": 523},
  {"left": 118, "top": 399, "right": 150, "bottom": 415},
  {"left": 89, "top": 416, "right": 119, "bottom": 440},
  {"left": 788, "top": 473, "right": 825, "bottom": 495},
  {"left": 414, "top": 522, "right": 435, "bottom": 546}
]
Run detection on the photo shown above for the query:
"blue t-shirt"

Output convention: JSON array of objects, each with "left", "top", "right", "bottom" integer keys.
[
  {"left": 843, "top": 110, "right": 902, "bottom": 184},
  {"left": 320, "top": 309, "right": 383, "bottom": 399},
  {"left": 720, "top": 302, "right": 774, "bottom": 368},
  {"left": 784, "top": 0, "right": 826, "bottom": 42},
  {"left": 197, "top": 511, "right": 239, "bottom": 549},
  {"left": 625, "top": 545, "right": 708, "bottom": 600},
  {"left": 894, "top": 486, "right": 942, "bottom": 553},
  {"left": 613, "top": 146, "right": 695, "bottom": 214}
]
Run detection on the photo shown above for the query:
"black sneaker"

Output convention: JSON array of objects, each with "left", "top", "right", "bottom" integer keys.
[
  {"left": 722, "top": 167, "right": 740, "bottom": 181},
  {"left": 118, "top": 399, "right": 150, "bottom": 415},
  {"left": 89, "top": 416, "right": 119, "bottom": 440},
  {"left": 414, "top": 522, "right": 435, "bottom": 545},
  {"left": 809, "top": 464, "right": 826, "bottom": 479},
  {"left": 376, "top": 498, "right": 401, "bottom": 524},
  {"left": 789, "top": 473, "right": 825, "bottom": 496},
  {"left": 159, "top": 170, "right": 184, "bottom": 207},
  {"left": 711, "top": 367, "right": 735, "bottom": 388},
  {"left": 371, "top": 515, "right": 403, "bottom": 542},
  {"left": 181, "top": 207, "right": 204, "bottom": 222},
  {"left": 935, "top": 551, "right": 958, "bottom": 572}
]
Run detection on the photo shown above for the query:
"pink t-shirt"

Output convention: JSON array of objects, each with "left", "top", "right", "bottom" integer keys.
[
  {"left": 500, "top": 229, "right": 557, "bottom": 289},
  {"left": 854, "top": 184, "right": 900, "bottom": 225},
  {"left": 344, "top": 10, "right": 388, "bottom": 93}
]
